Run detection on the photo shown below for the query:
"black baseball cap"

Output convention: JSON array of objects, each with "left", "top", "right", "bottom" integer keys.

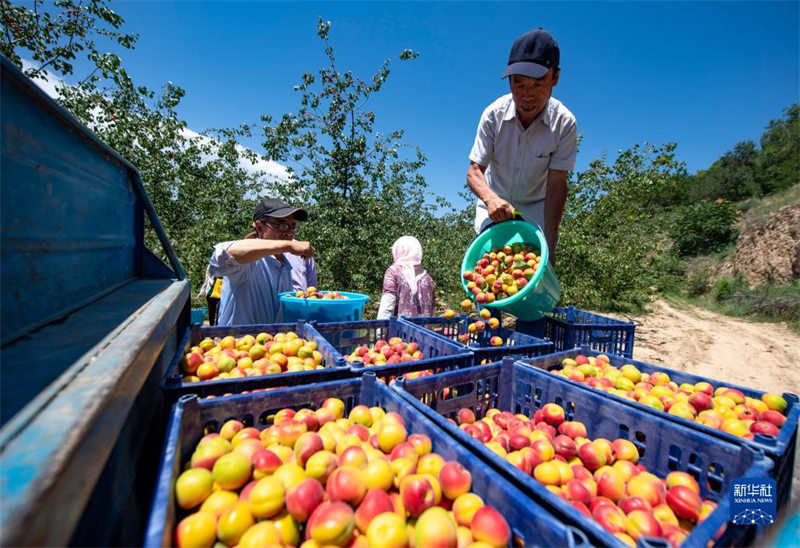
[
  {"left": 253, "top": 198, "right": 308, "bottom": 222},
  {"left": 501, "top": 28, "right": 560, "bottom": 79}
]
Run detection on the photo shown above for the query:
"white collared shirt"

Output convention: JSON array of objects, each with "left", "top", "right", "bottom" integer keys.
[{"left": 470, "top": 94, "right": 577, "bottom": 232}]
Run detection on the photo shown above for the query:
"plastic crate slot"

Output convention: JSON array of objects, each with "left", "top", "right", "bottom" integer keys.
[
  {"left": 420, "top": 391, "right": 436, "bottom": 409},
  {"left": 634, "top": 431, "right": 647, "bottom": 458},
  {"left": 478, "top": 392, "right": 494, "bottom": 411},
  {"left": 554, "top": 396, "right": 564, "bottom": 408},
  {"left": 533, "top": 387, "right": 542, "bottom": 407},
  {"left": 566, "top": 401, "right": 576, "bottom": 421},
  {"left": 242, "top": 413, "right": 254, "bottom": 427},
  {"left": 687, "top": 453, "right": 703, "bottom": 481},
  {"left": 258, "top": 411, "right": 271, "bottom": 425},
  {"left": 515, "top": 381, "right": 531, "bottom": 403},
  {"left": 641, "top": 539, "right": 671, "bottom": 548},
  {"left": 203, "top": 420, "right": 219, "bottom": 435},
  {"left": 667, "top": 445, "right": 682, "bottom": 470},
  {"left": 453, "top": 382, "right": 476, "bottom": 398},
  {"left": 617, "top": 424, "right": 630, "bottom": 439},
  {"left": 707, "top": 463, "right": 725, "bottom": 493},
  {"left": 344, "top": 395, "right": 358, "bottom": 413},
  {"left": 588, "top": 329, "right": 613, "bottom": 343}
]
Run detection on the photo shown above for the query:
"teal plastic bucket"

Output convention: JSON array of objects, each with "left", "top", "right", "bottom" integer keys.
[
  {"left": 190, "top": 308, "right": 207, "bottom": 324},
  {"left": 461, "top": 220, "right": 560, "bottom": 320},
  {"left": 280, "top": 291, "right": 370, "bottom": 322}
]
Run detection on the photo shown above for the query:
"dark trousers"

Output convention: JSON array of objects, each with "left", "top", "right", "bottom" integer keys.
[{"left": 207, "top": 297, "right": 220, "bottom": 326}]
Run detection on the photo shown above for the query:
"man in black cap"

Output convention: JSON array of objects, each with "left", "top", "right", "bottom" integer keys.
[
  {"left": 467, "top": 28, "right": 577, "bottom": 264},
  {"left": 208, "top": 197, "right": 316, "bottom": 325}
]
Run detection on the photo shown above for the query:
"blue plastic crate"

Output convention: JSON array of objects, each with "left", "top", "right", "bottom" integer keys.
[
  {"left": 546, "top": 307, "right": 636, "bottom": 358},
  {"left": 144, "top": 373, "right": 588, "bottom": 548},
  {"left": 312, "top": 317, "right": 474, "bottom": 383},
  {"left": 399, "top": 314, "right": 465, "bottom": 342},
  {"left": 402, "top": 315, "right": 554, "bottom": 365},
  {"left": 393, "top": 358, "right": 774, "bottom": 548},
  {"left": 525, "top": 348, "right": 799, "bottom": 511},
  {"left": 161, "top": 321, "right": 351, "bottom": 400}
]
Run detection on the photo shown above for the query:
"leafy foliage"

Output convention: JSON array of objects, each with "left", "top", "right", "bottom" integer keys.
[
  {"left": 759, "top": 104, "right": 800, "bottom": 194},
  {"left": 557, "top": 143, "right": 686, "bottom": 311},
  {"left": 0, "top": 0, "right": 136, "bottom": 84},
  {"left": 262, "top": 18, "right": 472, "bottom": 305},
  {"left": 690, "top": 141, "right": 761, "bottom": 202},
  {"left": 670, "top": 200, "right": 739, "bottom": 257},
  {"left": 686, "top": 104, "right": 799, "bottom": 202}
]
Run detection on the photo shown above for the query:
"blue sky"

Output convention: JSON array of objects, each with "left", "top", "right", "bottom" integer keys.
[{"left": 109, "top": 1, "right": 798, "bottom": 208}]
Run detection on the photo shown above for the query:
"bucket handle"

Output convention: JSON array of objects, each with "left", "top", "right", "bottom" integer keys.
[{"left": 477, "top": 210, "right": 536, "bottom": 235}]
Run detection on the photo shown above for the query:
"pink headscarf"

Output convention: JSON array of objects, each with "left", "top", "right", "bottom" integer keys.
[{"left": 392, "top": 236, "right": 423, "bottom": 295}]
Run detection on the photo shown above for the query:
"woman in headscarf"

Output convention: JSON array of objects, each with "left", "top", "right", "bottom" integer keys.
[{"left": 377, "top": 236, "right": 436, "bottom": 319}]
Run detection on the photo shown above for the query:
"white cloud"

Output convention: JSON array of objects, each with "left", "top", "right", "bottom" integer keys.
[
  {"left": 181, "top": 126, "right": 291, "bottom": 182},
  {"left": 20, "top": 59, "right": 290, "bottom": 184}
]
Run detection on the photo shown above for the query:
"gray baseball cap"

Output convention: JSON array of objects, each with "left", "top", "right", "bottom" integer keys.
[{"left": 253, "top": 197, "right": 308, "bottom": 222}]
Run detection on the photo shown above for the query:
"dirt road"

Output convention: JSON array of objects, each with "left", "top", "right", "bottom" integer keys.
[
  {"left": 610, "top": 299, "right": 800, "bottom": 396},
  {"left": 607, "top": 298, "right": 800, "bottom": 509}
]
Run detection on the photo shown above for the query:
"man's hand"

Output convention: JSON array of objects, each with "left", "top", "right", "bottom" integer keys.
[
  {"left": 290, "top": 241, "right": 315, "bottom": 259},
  {"left": 468, "top": 162, "right": 516, "bottom": 224},
  {"left": 486, "top": 196, "right": 515, "bottom": 222}
]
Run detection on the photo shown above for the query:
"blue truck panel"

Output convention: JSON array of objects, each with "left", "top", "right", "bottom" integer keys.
[
  {"left": 1, "top": 67, "right": 141, "bottom": 345},
  {"left": 0, "top": 55, "right": 188, "bottom": 546}
]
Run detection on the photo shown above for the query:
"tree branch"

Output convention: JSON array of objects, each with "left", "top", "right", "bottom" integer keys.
[{"left": 1, "top": 1, "right": 14, "bottom": 50}]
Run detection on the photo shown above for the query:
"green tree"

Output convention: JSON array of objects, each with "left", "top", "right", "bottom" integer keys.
[
  {"left": 558, "top": 143, "right": 686, "bottom": 311},
  {"left": 1, "top": 0, "right": 269, "bottom": 301},
  {"left": 263, "top": 18, "right": 470, "bottom": 304},
  {"left": 691, "top": 140, "right": 761, "bottom": 202},
  {"left": 0, "top": 0, "right": 136, "bottom": 85},
  {"left": 759, "top": 104, "right": 799, "bottom": 194},
  {"left": 670, "top": 200, "right": 738, "bottom": 257}
]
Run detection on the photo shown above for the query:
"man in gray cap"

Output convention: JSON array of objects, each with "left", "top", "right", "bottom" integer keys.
[
  {"left": 209, "top": 197, "right": 316, "bottom": 325},
  {"left": 467, "top": 28, "right": 577, "bottom": 264}
]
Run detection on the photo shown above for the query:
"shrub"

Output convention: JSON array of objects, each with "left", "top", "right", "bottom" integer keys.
[
  {"left": 705, "top": 278, "right": 800, "bottom": 331},
  {"left": 686, "top": 267, "right": 712, "bottom": 297},
  {"left": 710, "top": 276, "right": 742, "bottom": 302},
  {"left": 672, "top": 200, "right": 738, "bottom": 257},
  {"left": 558, "top": 143, "right": 686, "bottom": 312}
]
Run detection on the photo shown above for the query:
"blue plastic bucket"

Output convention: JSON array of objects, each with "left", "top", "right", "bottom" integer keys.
[
  {"left": 461, "top": 220, "right": 560, "bottom": 320},
  {"left": 279, "top": 291, "right": 369, "bottom": 322}
]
